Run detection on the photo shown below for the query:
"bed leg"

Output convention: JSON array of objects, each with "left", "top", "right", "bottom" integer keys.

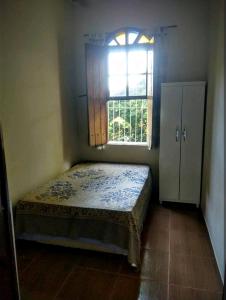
[{"left": 130, "top": 262, "right": 140, "bottom": 272}]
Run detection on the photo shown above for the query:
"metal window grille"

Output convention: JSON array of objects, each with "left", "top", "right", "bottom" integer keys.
[{"left": 107, "top": 99, "right": 153, "bottom": 143}]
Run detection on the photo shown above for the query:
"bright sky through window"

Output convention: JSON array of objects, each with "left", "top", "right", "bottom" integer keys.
[{"left": 108, "top": 50, "right": 153, "bottom": 97}]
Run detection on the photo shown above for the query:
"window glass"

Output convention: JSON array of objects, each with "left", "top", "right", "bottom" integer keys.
[
  {"left": 138, "top": 35, "right": 155, "bottom": 44},
  {"left": 115, "top": 32, "right": 126, "bottom": 45},
  {"left": 109, "top": 76, "right": 126, "bottom": 97},
  {"left": 128, "top": 50, "right": 147, "bottom": 74},
  {"left": 108, "top": 39, "right": 117, "bottom": 46},
  {"left": 128, "top": 32, "right": 138, "bottom": 44},
  {"left": 128, "top": 75, "right": 146, "bottom": 96},
  {"left": 108, "top": 51, "right": 126, "bottom": 75}
]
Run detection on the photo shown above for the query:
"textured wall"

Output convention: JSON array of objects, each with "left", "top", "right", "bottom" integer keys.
[
  {"left": 201, "top": 0, "right": 224, "bottom": 280},
  {"left": 0, "top": 0, "right": 78, "bottom": 205}
]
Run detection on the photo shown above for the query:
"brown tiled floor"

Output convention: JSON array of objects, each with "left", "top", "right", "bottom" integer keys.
[{"left": 16, "top": 204, "right": 223, "bottom": 300}]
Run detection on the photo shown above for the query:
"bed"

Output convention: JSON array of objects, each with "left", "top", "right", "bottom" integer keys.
[{"left": 15, "top": 163, "right": 151, "bottom": 267}]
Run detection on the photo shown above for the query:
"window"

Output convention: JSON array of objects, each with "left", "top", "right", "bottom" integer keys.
[{"left": 107, "top": 29, "right": 154, "bottom": 145}]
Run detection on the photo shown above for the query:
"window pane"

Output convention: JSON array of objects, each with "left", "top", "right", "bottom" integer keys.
[
  {"left": 128, "top": 75, "right": 146, "bottom": 96},
  {"left": 138, "top": 35, "right": 154, "bottom": 44},
  {"left": 128, "top": 50, "right": 147, "bottom": 74},
  {"left": 128, "top": 32, "right": 138, "bottom": 44},
  {"left": 149, "top": 36, "right": 155, "bottom": 44},
  {"left": 109, "top": 76, "right": 126, "bottom": 97},
  {"left": 107, "top": 99, "right": 148, "bottom": 143},
  {"left": 108, "top": 39, "right": 117, "bottom": 46},
  {"left": 108, "top": 51, "right": 126, "bottom": 75},
  {"left": 115, "top": 32, "right": 126, "bottom": 45}
]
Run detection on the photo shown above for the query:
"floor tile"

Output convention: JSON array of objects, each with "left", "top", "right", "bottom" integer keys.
[
  {"left": 20, "top": 248, "right": 77, "bottom": 299},
  {"left": 82, "top": 250, "right": 123, "bottom": 273},
  {"left": 0, "top": 264, "right": 15, "bottom": 300},
  {"left": 111, "top": 276, "right": 168, "bottom": 300},
  {"left": 42, "top": 244, "right": 87, "bottom": 267},
  {"left": 149, "top": 204, "right": 171, "bottom": 216},
  {"left": 170, "top": 210, "right": 207, "bottom": 234},
  {"left": 120, "top": 250, "right": 169, "bottom": 282},
  {"left": 118, "top": 257, "right": 141, "bottom": 278},
  {"left": 140, "top": 250, "right": 169, "bottom": 281},
  {"left": 56, "top": 268, "right": 117, "bottom": 300},
  {"left": 145, "top": 209, "right": 170, "bottom": 232},
  {"left": 170, "top": 254, "right": 223, "bottom": 292},
  {"left": 16, "top": 240, "right": 43, "bottom": 273},
  {"left": 142, "top": 226, "right": 169, "bottom": 252},
  {"left": 20, "top": 288, "right": 55, "bottom": 300},
  {"left": 169, "top": 284, "right": 223, "bottom": 300},
  {"left": 170, "top": 229, "right": 214, "bottom": 257}
]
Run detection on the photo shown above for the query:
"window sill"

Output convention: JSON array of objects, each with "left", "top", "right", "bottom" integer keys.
[{"left": 107, "top": 141, "right": 148, "bottom": 147}]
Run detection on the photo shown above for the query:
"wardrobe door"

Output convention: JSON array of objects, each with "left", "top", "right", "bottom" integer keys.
[
  {"left": 159, "top": 86, "right": 182, "bottom": 202},
  {"left": 180, "top": 85, "right": 205, "bottom": 205}
]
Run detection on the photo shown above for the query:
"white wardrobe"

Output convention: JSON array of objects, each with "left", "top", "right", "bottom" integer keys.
[{"left": 159, "top": 82, "right": 205, "bottom": 207}]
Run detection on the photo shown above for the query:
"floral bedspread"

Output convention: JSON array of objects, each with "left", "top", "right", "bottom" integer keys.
[
  {"left": 17, "top": 163, "right": 149, "bottom": 212},
  {"left": 16, "top": 163, "right": 151, "bottom": 266}
]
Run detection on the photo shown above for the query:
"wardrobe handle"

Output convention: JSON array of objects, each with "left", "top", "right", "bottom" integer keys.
[
  {"left": 183, "top": 128, "right": 187, "bottom": 141},
  {"left": 176, "top": 128, "right": 180, "bottom": 142}
]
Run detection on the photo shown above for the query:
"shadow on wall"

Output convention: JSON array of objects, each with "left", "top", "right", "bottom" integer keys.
[
  {"left": 57, "top": 4, "right": 79, "bottom": 168},
  {"left": 201, "top": 83, "right": 214, "bottom": 211}
]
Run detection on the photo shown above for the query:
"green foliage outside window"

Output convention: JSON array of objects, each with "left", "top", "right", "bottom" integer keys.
[{"left": 108, "top": 100, "right": 148, "bottom": 143}]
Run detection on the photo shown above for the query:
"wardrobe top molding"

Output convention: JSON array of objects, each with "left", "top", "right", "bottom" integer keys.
[{"left": 161, "top": 81, "right": 206, "bottom": 87}]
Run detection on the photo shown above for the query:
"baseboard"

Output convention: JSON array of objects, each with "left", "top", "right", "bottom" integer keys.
[{"left": 202, "top": 213, "right": 224, "bottom": 283}]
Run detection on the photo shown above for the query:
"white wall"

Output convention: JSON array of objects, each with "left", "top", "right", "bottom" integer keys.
[
  {"left": 0, "top": 0, "right": 78, "bottom": 205},
  {"left": 201, "top": 0, "right": 224, "bottom": 280},
  {"left": 70, "top": 0, "right": 209, "bottom": 195}
]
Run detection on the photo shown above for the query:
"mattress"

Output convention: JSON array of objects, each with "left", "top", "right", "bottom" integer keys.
[{"left": 15, "top": 163, "right": 151, "bottom": 266}]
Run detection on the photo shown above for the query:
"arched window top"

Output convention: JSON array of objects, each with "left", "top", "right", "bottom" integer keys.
[{"left": 107, "top": 28, "right": 154, "bottom": 47}]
